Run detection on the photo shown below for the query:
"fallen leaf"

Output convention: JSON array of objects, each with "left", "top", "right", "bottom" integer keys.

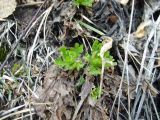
[
  {"left": 72, "top": 81, "right": 93, "bottom": 120},
  {"left": 31, "top": 65, "right": 75, "bottom": 119},
  {"left": 120, "top": 43, "right": 140, "bottom": 54},
  {"left": 79, "top": 81, "right": 93, "bottom": 99},
  {"left": 26, "top": 0, "right": 41, "bottom": 3},
  {"left": 88, "top": 96, "right": 96, "bottom": 106},
  {"left": 0, "top": 0, "right": 17, "bottom": 19},
  {"left": 142, "top": 80, "right": 158, "bottom": 97},
  {"left": 133, "top": 20, "right": 152, "bottom": 39},
  {"left": 116, "top": 0, "right": 129, "bottom": 5}
]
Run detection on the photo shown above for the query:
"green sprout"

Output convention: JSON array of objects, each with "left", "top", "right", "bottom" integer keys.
[
  {"left": 90, "top": 87, "right": 102, "bottom": 100},
  {"left": 76, "top": 76, "right": 85, "bottom": 88},
  {"left": 55, "top": 43, "right": 84, "bottom": 71},
  {"left": 73, "top": 0, "right": 94, "bottom": 7},
  {"left": 85, "top": 40, "right": 116, "bottom": 75},
  {"left": 55, "top": 40, "right": 116, "bottom": 74},
  {"left": 55, "top": 40, "right": 116, "bottom": 99}
]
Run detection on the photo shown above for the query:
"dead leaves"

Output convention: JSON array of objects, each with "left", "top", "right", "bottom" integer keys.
[
  {"left": 116, "top": 0, "right": 129, "bottom": 5},
  {"left": 31, "top": 64, "right": 144, "bottom": 119},
  {"left": 31, "top": 65, "right": 75, "bottom": 119},
  {"left": 31, "top": 62, "right": 158, "bottom": 120},
  {"left": 25, "top": 0, "right": 42, "bottom": 4},
  {"left": 133, "top": 20, "right": 152, "bottom": 38},
  {"left": 0, "top": 0, "right": 17, "bottom": 19},
  {"left": 72, "top": 80, "right": 93, "bottom": 120},
  {"left": 31, "top": 65, "right": 112, "bottom": 120}
]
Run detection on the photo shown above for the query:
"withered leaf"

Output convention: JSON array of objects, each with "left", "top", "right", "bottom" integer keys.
[
  {"left": 116, "top": 0, "right": 129, "bottom": 5},
  {"left": 100, "top": 36, "right": 113, "bottom": 59},
  {"left": 80, "top": 81, "right": 93, "bottom": 99},
  {"left": 0, "top": 0, "right": 17, "bottom": 19},
  {"left": 31, "top": 65, "right": 75, "bottom": 119},
  {"left": 72, "top": 80, "right": 93, "bottom": 120},
  {"left": 133, "top": 20, "right": 152, "bottom": 39}
]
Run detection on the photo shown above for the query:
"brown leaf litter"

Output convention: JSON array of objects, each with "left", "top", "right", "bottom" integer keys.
[
  {"left": 31, "top": 65, "right": 75, "bottom": 119},
  {"left": 30, "top": 64, "right": 158, "bottom": 120},
  {"left": 0, "top": 0, "right": 17, "bottom": 19},
  {"left": 31, "top": 64, "right": 109, "bottom": 119}
]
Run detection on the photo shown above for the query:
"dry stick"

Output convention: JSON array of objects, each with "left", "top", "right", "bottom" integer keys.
[{"left": 0, "top": 0, "right": 48, "bottom": 75}]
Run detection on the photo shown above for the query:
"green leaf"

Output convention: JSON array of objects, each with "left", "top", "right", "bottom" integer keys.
[
  {"left": 92, "top": 40, "right": 102, "bottom": 51},
  {"left": 88, "top": 66, "right": 101, "bottom": 75},
  {"left": 55, "top": 44, "right": 84, "bottom": 71},
  {"left": 79, "top": 21, "right": 105, "bottom": 36},
  {"left": 76, "top": 76, "right": 85, "bottom": 88},
  {"left": 55, "top": 40, "right": 116, "bottom": 75},
  {"left": 85, "top": 40, "right": 116, "bottom": 75},
  {"left": 55, "top": 59, "right": 65, "bottom": 68},
  {"left": 90, "top": 87, "right": 102, "bottom": 100},
  {"left": 73, "top": 0, "right": 94, "bottom": 7}
]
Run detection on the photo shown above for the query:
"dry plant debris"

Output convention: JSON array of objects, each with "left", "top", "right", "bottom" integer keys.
[
  {"left": 31, "top": 65, "right": 76, "bottom": 119},
  {"left": 31, "top": 64, "right": 134, "bottom": 119},
  {"left": 133, "top": 20, "right": 152, "bottom": 39},
  {"left": 0, "top": 0, "right": 17, "bottom": 19},
  {"left": 116, "top": 0, "right": 129, "bottom": 5}
]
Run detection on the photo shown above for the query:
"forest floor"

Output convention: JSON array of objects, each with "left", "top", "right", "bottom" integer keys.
[{"left": 0, "top": 0, "right": 160, "bottom": 120}]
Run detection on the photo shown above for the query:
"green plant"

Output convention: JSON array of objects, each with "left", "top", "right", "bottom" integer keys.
[
  {"left": 90, "top": 87, "right": 102, "bottom": 100},
  {"left": 55, "top": 40, "right": 116, "bottom": 74},
  {"left": 55, "top": 40, "right": 116, "bottom": 99},
  {"left": 79, "top": 21, "right": 105, "bottom": 36},
  {"left": 55, "top": 43, "right": 84, "bottom": 71},
  {"left": 76, "top": 76, "right": 85, "bottom": 88},
  {"left": 85, "top": 40, "right": 116, "bottom": 75},
  {"left": 73, "top": 0, "right": 94, "bottom": 7}
]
